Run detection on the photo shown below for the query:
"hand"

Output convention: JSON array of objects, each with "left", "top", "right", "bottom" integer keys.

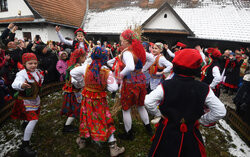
[
  {"left": 195, "top": 45, "right": 203, "bottom": 52},
  {"left": 45, "top": 70, "right": 48, "bottom": 74},
  {"left": 164, "top": 44, "right": 168, "bottom": 50},
  {"left": 12, "top": 26, "right": 18, "bottom": 33},
  {"left": 156, "top": 71, "right": 164, "bottom": 75},
  {"left": 55, "top": 26, "right": 60, "bottom": 32},
  {"left": 21, "top": 82, "right": 31, "bottom": 89},
  {"left": 8, "top": 23, "right": 14, "bottom": 29},
  {"left": 4, "top": 55, "right": 10, "bottom": 60}
]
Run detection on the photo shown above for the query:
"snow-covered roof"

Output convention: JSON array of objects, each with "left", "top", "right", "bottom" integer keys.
[
  {"left": 174, "top": 5, "right": 250, "bottom": 43},
  {"left": 84, "top": 7, "right": 157, "bottom": 34},
  {"left": 84, "top": 1, "right": 250, "bottom": 43}
]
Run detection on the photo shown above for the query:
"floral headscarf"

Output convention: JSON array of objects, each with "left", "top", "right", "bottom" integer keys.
[{"left": 89, "top": 47, "right": 108, "bottom": 84}]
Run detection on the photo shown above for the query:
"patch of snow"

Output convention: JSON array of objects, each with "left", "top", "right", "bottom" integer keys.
[
  {"left": 217, "top": 119, "right": 250, "bottom": 157},
  {"left": 0, "top": 127, "right": 22, "bottom": 156},
  {"left": 84, "top": 7, "right": 157, "bottom": 34}
]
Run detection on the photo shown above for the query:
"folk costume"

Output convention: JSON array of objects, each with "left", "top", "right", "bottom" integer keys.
[
  {"left": 145, "top": 49, "right": 226, "bottom": 157},
  {"left": 70, "top": 47, "right": 125, "bottom": 157},
  {"left": 201, "top": 48, "right": 222, "bottom": 97},
  {"left": 107, "top": 29, "right": 152, "bottom": 140},
  {"left": 57, "top": 28, "right": 88, "bottom": 51},
  {"left": 61, "top": 49, "right": 85, "bottom": 133},
  {"left": 149, "top": 43, "right": 173, "bottom": 91},
  {"left": 223, "top": 53, "right": 243, "bottom": 94},
  {"left": 11, "top": 53, "right": 44, "bottom": 157}
]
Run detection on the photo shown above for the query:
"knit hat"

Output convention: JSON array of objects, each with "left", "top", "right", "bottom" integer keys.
[
  {"left": 173, "top": 49, "right": 202, "bottom": 69},
  {"left": 22, "top": 53, "right": 37, "bottom": 64}
]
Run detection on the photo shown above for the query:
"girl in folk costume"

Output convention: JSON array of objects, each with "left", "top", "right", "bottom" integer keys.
[
  {"left": 149, "top": 42, "right": 173, "bottom": 91},
  {"left": 55, "top": 26, "right": 88, "bottom": 51},
  {"left": 70, "top": 47, "right": 125, "bottom": 157},
  {"left": 11, "top": 53, "right": 44, "bottom": 157},
  {"left": 201, "top": 48, "right": 222, "bottom": 97},
  {"left": 107, "top": 29, "right": 153, "bottom": 140},
  {"left": 223, "top": 51, "right": 243, "bottom": 95},
  {"left": 61, "top": 49, "right": 86, "bottom": 133},
  {"left": 147, "top": 42, "right": 172, "bottom": 124},
  {"left": 55, "top": 26, "right": 92, "bottom": 65},
  {"left": 145, "top": 49, "right": 226, "bottom": 157}
]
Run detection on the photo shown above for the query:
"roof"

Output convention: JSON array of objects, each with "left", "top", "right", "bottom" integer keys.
[
  {"left": 84, "top": 7, "right": 157, "bottom": 34},
  {"left": 25, "top": 0, "right": 86, "bottom": 28},
  {"left": 174, "top": 3, "right": 250, "bottom": 43},
  {"left": 141, "top": 2, "right": 194, "bottom": 36}
]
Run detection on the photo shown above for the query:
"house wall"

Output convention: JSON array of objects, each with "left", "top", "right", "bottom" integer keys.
[
  {"left": 0, "top": 24, "right": 75, "bottom": 42},
  {"left": 0, "top": 0, "right": 33, "bottom": 18},
  {"left": 143, "top": 8, "right": 186, "bottom": 31}
]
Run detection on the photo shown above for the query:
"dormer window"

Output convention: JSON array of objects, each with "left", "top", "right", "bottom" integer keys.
[
  {"left": 0, "top": 0, "right": 8, "bottom": 12},
  {"left": 149, "top": 0, "right": 155, "bottom": 4}
]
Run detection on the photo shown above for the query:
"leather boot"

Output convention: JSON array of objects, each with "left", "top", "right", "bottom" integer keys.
[
  {"left": 109, "top": 142, "right": 125, "bottom": 157},
  {"left": 117, "top": 129, "right": 134, "bottom": 141},
  {"left": 145, "top": 124, "right": 153, "bottom": 136},
  {"left": 62, "top": 125, "right": 78, "bottom": 133},
  {"left": 19, "top": 141, "right": 37, "bottom": 157}
]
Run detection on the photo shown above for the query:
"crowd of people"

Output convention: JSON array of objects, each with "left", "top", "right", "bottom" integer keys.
[{"left": 0, "top": 23, "right": 249, "bottom": 157}]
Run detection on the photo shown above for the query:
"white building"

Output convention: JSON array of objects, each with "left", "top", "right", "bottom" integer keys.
[{"left": 0, "top": 0, "right": 86, "bottom": 42}]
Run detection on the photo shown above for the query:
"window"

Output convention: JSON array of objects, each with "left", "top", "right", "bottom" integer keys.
[
  {"left": 23, "top": 32, "right": 32, "bottom": 42},
  {"left": 164, "top": 14, "right": 167, "bottom": 18},
  {"left": 148, "top": 0, "right": 155, "bottom": 4},
  {"left": 0, "top": 0, "right": 8, "bottom": 12}
]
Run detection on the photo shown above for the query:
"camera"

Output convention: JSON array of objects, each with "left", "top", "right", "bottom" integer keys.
[{"left": 35, "top": 35, "right": 40, "bottom": 41}]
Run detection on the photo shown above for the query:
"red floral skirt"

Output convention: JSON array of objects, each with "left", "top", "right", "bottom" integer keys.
[
  {"left": 11, "top": 99, "right": 40, "bottom": 121},
  {"left": 121, "top": 73, "right": 147, "bottom": 111},
  {"left": 79, "top": 95, "right": 115, "bottom": 142},
  {"left": 61, "top": 92, "right": 80, "bottom": 118}
]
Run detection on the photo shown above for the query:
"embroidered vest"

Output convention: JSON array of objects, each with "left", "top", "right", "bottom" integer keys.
[{"left": 149, "top": 54, "right": 165, "bottom": 77}]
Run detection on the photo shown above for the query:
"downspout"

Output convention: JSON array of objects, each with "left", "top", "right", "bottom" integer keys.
[{"left": 81, "top": 0, "right": 89, "bottom": 29}]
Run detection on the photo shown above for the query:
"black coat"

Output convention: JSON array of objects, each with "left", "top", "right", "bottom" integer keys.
[{"left": 37, "top": 50, "right": 59, "bottom": 84}]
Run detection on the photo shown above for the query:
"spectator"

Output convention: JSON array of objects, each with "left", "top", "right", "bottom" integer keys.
[{"left": 56, "top": 51, "right": 68, "bottom": 82}]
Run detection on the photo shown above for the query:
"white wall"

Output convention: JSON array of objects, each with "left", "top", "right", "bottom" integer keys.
[
  {"left": 47, "top": 25, "right": 75, "bottom": 42},
  {"left": 144, "top": 8, "right": 186, "bottom": 31},
  {"left": 0, "top": 0, "right": 33, "bottom": 18},
  {"left": 0, "top": 24, "right": 75, "bottom": 42}
]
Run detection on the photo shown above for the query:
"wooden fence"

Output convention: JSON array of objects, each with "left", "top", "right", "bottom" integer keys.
[{"left": 0, "top": 82, "right": 64, "bottom": 124}]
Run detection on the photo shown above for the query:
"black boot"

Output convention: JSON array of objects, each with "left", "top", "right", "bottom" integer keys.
[
  {"left": 145, "top": 124, "right": 153, "bottom": 136},
  {"left": 118, "top": 129, "right": 135, "bottom": 141},
  {"left": 62, "top": 125, "right": 78, "bottom": 133},
  {"left": 19, "top": 141, "right": 37, "bottom": 157}
]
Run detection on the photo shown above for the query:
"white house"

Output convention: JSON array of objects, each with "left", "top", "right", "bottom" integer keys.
[{"left": 0, "top": 0, "right": 86, "bottom": 42}]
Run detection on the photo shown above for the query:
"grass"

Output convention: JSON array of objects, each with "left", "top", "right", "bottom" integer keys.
[{"left": 0, "top": 91, "right": 243, "bottom": 157}]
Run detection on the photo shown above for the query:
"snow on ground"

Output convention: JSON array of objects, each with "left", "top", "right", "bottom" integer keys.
[
  {"left": 217, "top": 119, "right": 250, "bottom": 157},
  {"left": 0, "top": 123, "right": 22, "bottom": 157}
]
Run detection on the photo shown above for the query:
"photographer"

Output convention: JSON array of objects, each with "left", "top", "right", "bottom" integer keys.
[{"left": 0, "top": 23, "right": 18, "bottom": 48}]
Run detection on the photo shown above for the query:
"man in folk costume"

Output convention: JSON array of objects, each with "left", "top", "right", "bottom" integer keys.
[
  {"left": 107, "top": 29, "right": 153, "bottom": 140},
  {"left": 70, "top": 47, "right": 125, "bottom": 157},
  {"left": 201, "top": 48, "right": 222, "bottom": 97},
  {"left": 61, "top": 49, "right": 87, "bottom": 133},
  {"left": 11, "top": 53, "right": 44, "bottom": 157},
  {"left": 145, "top": 49, "right": 226, "bottom": 157}
]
